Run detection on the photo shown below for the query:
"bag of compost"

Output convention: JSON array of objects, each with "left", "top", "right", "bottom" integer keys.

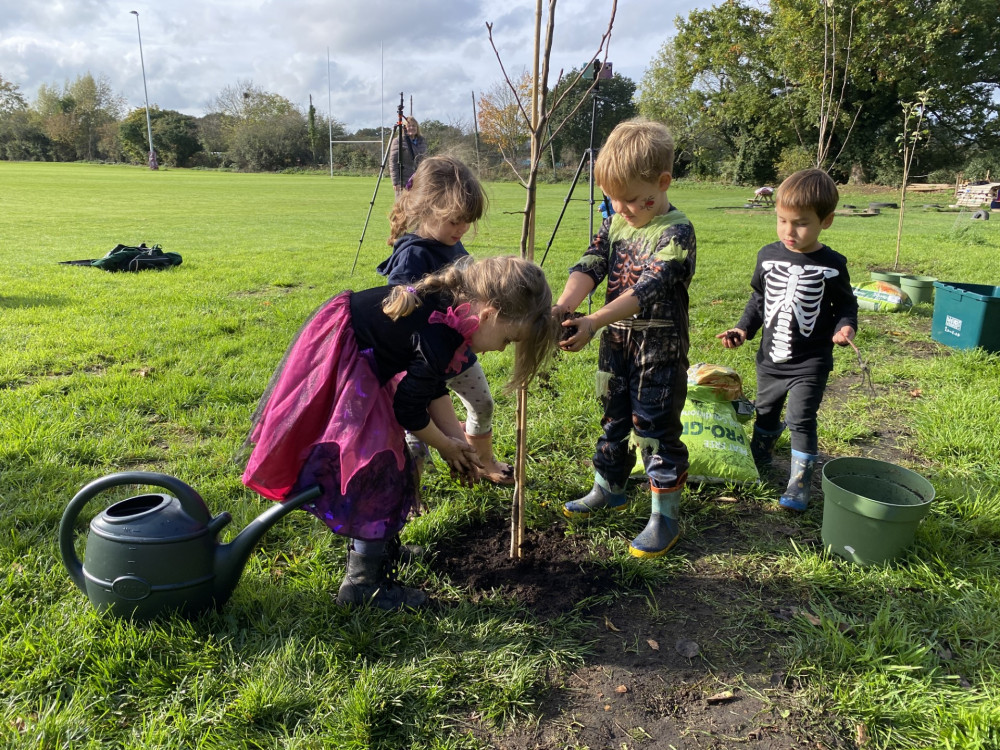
[{"left": 681, "top": 385, "right": 759, "bottom": 485}]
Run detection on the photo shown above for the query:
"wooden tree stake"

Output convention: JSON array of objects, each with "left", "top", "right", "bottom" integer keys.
[{"left": 487, "top": 0, "right": 617, "bottom": 558}]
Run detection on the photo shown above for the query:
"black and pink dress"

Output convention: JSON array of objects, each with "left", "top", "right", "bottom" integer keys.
[{"left": 242, "top": 287, "right": 477, "bottom": 541}]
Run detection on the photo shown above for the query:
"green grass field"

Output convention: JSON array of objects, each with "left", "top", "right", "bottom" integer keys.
[{"left": 1, "top": 162, "right": 999, "bottom": 749}]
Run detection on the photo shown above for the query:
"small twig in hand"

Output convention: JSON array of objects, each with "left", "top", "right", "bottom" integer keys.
[{"left": 848, "top": 339, "right": 876, "bottom": 398}]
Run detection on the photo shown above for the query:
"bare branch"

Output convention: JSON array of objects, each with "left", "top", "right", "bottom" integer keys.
[
  {"left": 827, "top": 104, "right": 862, "bottom": 174},
  {"left": 539, "top": 0, "right": 617, "bottom": 152},
  {"left": 486, "top": 22, "right": 533, "bottom": 127}
]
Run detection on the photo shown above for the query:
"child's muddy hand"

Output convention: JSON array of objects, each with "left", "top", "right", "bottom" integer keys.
[
  {"left": 716, "top": 329, "right": 745, "bottom": 348},
  {"left": 442, "top": 438, "right": 481, "bottom": 487},
  {"left": 560, "top": 315, "right": 596, "bottom": 352}
]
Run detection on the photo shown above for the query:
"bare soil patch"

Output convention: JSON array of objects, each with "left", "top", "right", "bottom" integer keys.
[{"left": 434, "top": 498, "right": 855, "bottom": 748}]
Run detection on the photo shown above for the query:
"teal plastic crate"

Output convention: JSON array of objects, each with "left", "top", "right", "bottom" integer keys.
[{"left": 931, "top": 281, "right": 1000, "bottom": 353}]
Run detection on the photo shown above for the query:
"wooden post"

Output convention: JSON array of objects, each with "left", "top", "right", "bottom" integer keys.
[
  {"left": 487, "top": 0, "right": 616, "bottom": 557},
  {"left": 511, "top": 0, "right": 543, "bottom": 559}
]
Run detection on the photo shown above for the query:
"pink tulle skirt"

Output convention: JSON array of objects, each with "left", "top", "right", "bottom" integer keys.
[{"left": 242, "top": 292, "right": 415, "bottom": 541}]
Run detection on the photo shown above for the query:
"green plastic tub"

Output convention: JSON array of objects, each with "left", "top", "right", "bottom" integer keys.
[
  {"left": 821, "top": 457, "right": 935, "bottom": 565},
  {"left": 931, "top": 281, "right": 1000, "bottom": 353}
]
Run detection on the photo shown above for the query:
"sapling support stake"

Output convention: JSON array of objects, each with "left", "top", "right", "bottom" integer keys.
[{"left": 487, "top": 0, "right": 617, "bottom": 558}]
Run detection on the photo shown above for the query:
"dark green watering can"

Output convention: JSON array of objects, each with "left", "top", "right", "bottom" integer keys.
[{"left": 59, "top": 472, "right": 320, "bottom": 620}]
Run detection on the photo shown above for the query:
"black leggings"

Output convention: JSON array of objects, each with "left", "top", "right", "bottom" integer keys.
[{"left": 753, "top": 369, "right": 829, "bottom": 455}]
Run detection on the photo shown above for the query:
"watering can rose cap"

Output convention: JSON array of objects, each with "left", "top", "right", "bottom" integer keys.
[{"left": 59, "top": 471, "right": 320, "bottom": 620}]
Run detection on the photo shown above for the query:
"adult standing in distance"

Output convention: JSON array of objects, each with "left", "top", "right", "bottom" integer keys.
[{"left": 390, "top": 117, "right": 427, "bottom": 198}]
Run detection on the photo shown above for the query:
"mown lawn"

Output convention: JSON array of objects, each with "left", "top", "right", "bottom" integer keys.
[{"left": 0, "top": 162, "right": 998, "bottom": 749}]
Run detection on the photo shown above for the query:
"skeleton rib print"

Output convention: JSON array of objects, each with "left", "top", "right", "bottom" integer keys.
[{"left": 762, "top": 261, "right": 840, "bottom": 363}]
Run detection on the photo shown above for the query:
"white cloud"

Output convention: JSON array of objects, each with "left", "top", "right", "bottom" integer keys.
[{"left": 0, "top": 0, "right": 705, "bottom": 130}]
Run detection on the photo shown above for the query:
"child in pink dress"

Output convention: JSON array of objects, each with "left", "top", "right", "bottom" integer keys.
[{"left": 243, "top": 256, "right": 556, "bottom": 610}]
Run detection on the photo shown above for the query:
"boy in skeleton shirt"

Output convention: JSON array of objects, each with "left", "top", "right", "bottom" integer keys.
[
  {"left": 718, "top": 169, "right": 858, "bottom": 511},
  {"left": 554, "top": 119, "right": 696, "bottom": 558}
]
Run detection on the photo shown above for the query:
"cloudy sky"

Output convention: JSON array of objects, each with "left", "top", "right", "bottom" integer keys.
[{"left": 0, "top": 0, "right": 708, "bottom": 132}]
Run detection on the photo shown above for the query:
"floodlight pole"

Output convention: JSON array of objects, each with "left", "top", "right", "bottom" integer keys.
[{"left": 130, "top": 10, "right": 157, "bottom": 170}]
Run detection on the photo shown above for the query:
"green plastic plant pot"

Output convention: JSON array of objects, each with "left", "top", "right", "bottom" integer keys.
[
  {"left": 821, "top": 457, "right": 935, "bottom": 566},
  {"left": 898, "top": 275, "right": 937, "bottom": 305},
  {"left": 870, "top": 270, "right": 901, "bottom": 286}
]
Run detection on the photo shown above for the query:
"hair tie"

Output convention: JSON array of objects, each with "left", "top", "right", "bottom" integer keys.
[
  {"left": 404, "top": 176, "right": 414, "bottom": 190},
  {"left": 406, "top": 285, "right": 416, "bottom": 294}
]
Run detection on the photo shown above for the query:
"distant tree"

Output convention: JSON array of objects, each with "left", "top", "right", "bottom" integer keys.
[
  {"left": 0, "top": 75, "right": 48, "bottom": 160},
  {"left": 478, "top": 72, "right": 532, "bottom": 168},
  {"left": 35, "top": 73, "right": 125, "bottom": 161},
  {"left": 549, "top": 65, "right": 636, "bottom": 165},
  {"left": 419, "top": 118, "right": 476, "bottom": 163},
  {"left": 229, "top": 111, "right": 309, "bottom": 171},
  {"left": 308, "top": 96, "right": 319, "bottom": 165},
  {"left": 640, "top": 0, "right": 1000, "bottom": 184},
  {"left": 119, "top": 107, "right": 202, "bottom": 167},
  {"left": 0, "top": 75, "right": 27, "bottom": 115},
  {"left": 194, "top": 112, "right": 229, "bottom": 164},
  {"left": 211, "top": 80, "right": 308, "bottom": 170},
  {"left": 0, "top": 109, "right": 49, "bottom": 160}
]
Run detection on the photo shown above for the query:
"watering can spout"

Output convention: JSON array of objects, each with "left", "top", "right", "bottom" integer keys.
[{"left": 213, "top": 485, "right": 322, "bottom": 603}]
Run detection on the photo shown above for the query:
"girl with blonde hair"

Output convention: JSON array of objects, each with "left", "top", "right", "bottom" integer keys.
[
  {"left": 243, "top": 256, "right": 556, "bottom": 609},
  {"left": 378, "top": 155, "right": 514, "bottom": 485}
]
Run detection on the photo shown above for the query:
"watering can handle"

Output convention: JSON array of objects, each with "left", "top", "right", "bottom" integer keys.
[{"left": 58, "top": 471, "right": 211, "bottom": 593}]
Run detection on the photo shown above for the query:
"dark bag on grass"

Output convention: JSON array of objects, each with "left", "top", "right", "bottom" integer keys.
[{"left": 91, "top": 243, "right": 182, "bottom": 272}]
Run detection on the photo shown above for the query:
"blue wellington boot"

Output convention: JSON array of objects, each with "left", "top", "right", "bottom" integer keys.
[
  {"left": 563, "top": 476, "right": 628, "bottom": 518},
  {"left": 629, "top": 488, "right": 681, "bottom": 558},
  {"left": 778, "top": 450, "right": 818, "bottom": 512},
  {"left": 750, "top": 422, "right": 785, "bottom": 470}
]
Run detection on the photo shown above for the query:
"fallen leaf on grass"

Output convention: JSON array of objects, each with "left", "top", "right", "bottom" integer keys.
[
  {"left": 785, "top": 607, "right": 855, "bottom": 634},
  {"left": 604, "top": 616, "right": 621, "bottom": 632},
  {"left": 706, "top": 690, "right": 736, "bottom": 704},
  {"left": 615, "top": 685, "right": 628, "bottom": 694},
  {"left": 791, "top": 607, "right": 822, "bottom": 626},
  {"left": 909, "top": 389, "right": 922, "bottom": 398},
  {"left": 647, "top": 639, "right": 660, "bottom": 651},
  {"left": 856, "top": 722, "right": 869, "bottom": 745},
  {"left": 675, "top": 639, "right": 700, "bottom": 658},
  {"left": 604, "top": 705, "right": 612, "bottom": 711},
  {"left": 712, "top": 494, "right": 739, "bottom": 503}
]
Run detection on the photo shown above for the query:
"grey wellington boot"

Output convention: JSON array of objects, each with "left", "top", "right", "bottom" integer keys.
[
  {"left": 750, "top": 422, "right": 785, "bottom": 470},
  {"left": 336, "top": 544, "right": 428, "bottom": 610},
  {"left": 563, "top": 476, "right": 628, "bottom": 519}
]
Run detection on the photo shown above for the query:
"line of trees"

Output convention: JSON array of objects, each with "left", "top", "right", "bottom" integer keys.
[{"left": 637, "top": 0, "right": 1000, "bottom": 185}]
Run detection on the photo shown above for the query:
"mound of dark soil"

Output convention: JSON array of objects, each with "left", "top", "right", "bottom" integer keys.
[{"left": 433, "top": 508, "right": 849, "bottom": 749}]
